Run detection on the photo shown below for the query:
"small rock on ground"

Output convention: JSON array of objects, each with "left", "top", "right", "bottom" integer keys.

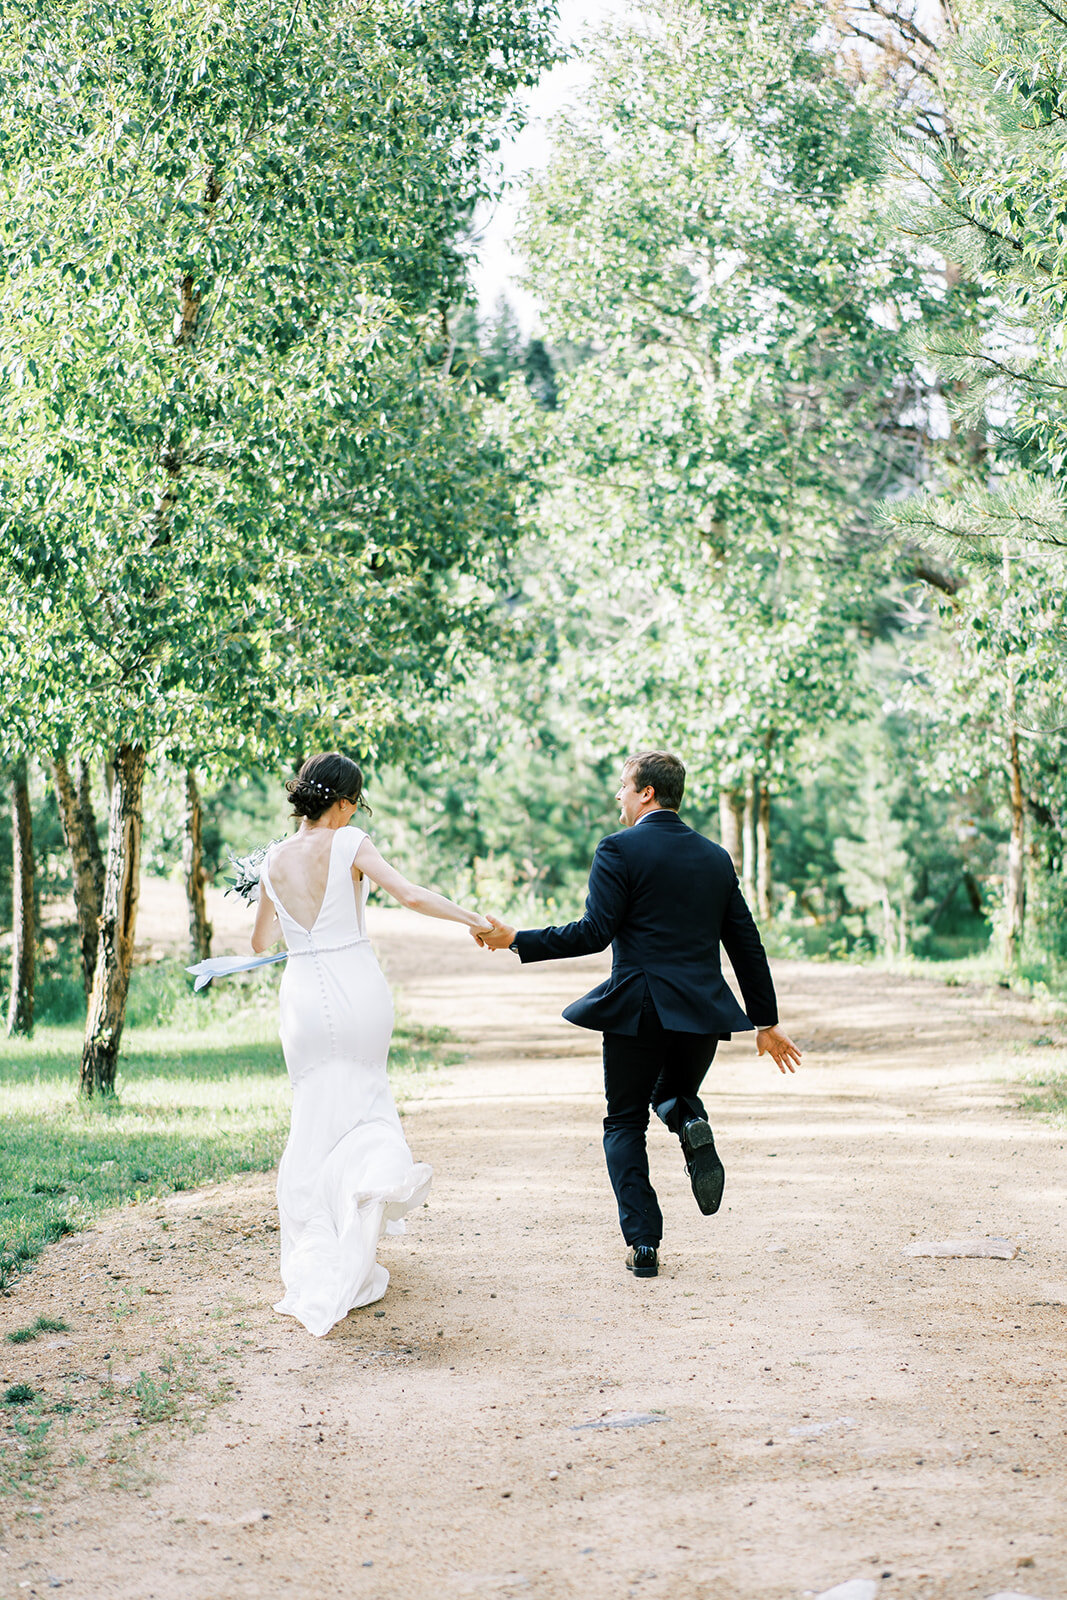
[
  {"left": 814, "top": 1583, "right": 879, "bottom": 1600},
  {"left": 570, "top": 1412, "right": 666, "bottom": 1431}
]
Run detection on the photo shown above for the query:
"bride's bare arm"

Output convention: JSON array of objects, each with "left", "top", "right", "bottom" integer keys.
[
  {"left": 251, "top": 888, "right": 282, "bottom": 953},
  {"left": 355, "top": 839, "right": 491, "bottom": 931}
]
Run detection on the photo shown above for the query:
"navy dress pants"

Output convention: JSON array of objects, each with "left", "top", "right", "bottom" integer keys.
[{"left": 601, "top": 990, "right": 719, "bottom": 1247}]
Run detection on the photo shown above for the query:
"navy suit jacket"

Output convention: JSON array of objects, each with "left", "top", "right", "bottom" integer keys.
[{"left": 513, "top": 809, "right": 778, "bottom": 1038}]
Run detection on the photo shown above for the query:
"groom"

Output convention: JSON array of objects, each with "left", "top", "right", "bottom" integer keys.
[{"left": 474, "top": 750, "right": 800, "bottom": 1278}]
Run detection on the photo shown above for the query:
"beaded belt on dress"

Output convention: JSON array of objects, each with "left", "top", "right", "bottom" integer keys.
[{"left": 287, "top": 936, "right": 369, "bottom": 957}]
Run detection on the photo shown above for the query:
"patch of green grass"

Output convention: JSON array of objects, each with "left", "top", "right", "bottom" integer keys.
[
  {"left": 391, "top": 1020, "right": 462, "bottom": 1076},
  {"left": 132, "top": 1368, "right": 180, "bottom": 1423},
  {"left": 1018, "top": 1065, "right": 1067, "bottom": 1125},
  {"left": 0, "top": 960, "right": 453, "bottom": 1292},
  {"left": 872, "top": 947, "right": 1067, "bottom": 1008},
  {"left": 1, "top": 1316, "right": 248, "bottom": 1500},
  {"left": 6, "top": 1316, "right": 69, "bottom": 1345},
  {"left": 2, "top": 1405, "right": 53, "bottom": 1498}
]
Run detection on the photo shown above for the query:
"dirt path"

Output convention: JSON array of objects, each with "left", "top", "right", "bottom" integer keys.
[{"left": 2, "top": 911, "right": 1066, "bottom": 1600}]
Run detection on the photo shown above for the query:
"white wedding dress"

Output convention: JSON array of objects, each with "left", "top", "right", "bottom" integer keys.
[{"left": 258, "top": 826, "right": 431, "bottom": 1337}]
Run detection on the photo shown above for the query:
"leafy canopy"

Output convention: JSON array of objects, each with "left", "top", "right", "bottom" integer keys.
[{"left": 0, "top": 0, "right": 558, "bottom": 764}]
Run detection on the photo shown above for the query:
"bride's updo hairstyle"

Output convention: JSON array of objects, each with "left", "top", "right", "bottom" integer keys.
[{"left": 286, "top": 752, "right": 371, "bottom": 822}]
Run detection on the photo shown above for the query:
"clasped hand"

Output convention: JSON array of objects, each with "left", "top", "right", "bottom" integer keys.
[{"left": 471, "top": 913, "right": 516, "bottom": 951}]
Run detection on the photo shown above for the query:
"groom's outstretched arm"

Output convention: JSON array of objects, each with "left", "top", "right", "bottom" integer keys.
[
  {"left": 516, "top": 837, "right": 628, "bottom": 961},
  {"left": 484, "top": 837, "right": 629, "bottom": 962}
]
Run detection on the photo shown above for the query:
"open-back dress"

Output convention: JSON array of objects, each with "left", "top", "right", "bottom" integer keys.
[{"left": 258, "top": 826, "right": 431, "bottom": 1336}]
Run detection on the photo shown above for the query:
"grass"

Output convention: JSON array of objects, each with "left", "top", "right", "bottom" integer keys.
[
  {"left": 0, "top": 958, "right": 456, "bottom": 1293},
  {"left": 850, "top": 946, "right": 1067, "bottom": 1012},
  {"left": 769, "top": 910, "right": 1067, "bottom": 1005},
  {"left": 1, "top": 1320, "right": 248, "bottom": 1502},
  {"left": 6, "top": 1317, "right": 69, "bottom": 1345},
  {"left": 865, "top": 951, "right": 1067, "bottom": 1124},
  {"left": 1017, "top": 1057, "right": 1067, "bottom": 1126}
]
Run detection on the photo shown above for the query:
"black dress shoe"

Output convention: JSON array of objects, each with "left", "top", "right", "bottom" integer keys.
[
  {"left": 681, "top": 1118, "right": 725, "bottom": 1215},
  {"left": 625, "top": 1244, "right": 659, "bottom": 1278}
]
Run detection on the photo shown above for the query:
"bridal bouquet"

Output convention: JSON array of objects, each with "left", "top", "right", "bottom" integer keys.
[
  {"left": 224, "top": 839, "right": 284, "bottom": 905},
  {"left": 187, "top": 837, "right": 290, "bottom": 989}
]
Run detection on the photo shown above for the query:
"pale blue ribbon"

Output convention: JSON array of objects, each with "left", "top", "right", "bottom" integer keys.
[
  {"left": 186, "top": 952, "right": 287, "bottom": 991},
  {"left": 187, "top": 936, "right": 369, "bottom": 991}
]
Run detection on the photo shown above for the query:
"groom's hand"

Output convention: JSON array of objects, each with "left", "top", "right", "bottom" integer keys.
[
  {"left": 471, "top": 914, "right": 517, "bottom": 951},
  {"left": 756, "top": 1024, "right": 802, "bottom": 1074}
]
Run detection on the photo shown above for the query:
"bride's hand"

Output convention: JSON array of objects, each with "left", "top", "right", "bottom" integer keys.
[
  {"left": 473, "top": 914, "right": 517, "bottom": 951},
  {"left": 470, "top": 915, "right": 493, "bottom": 946}
]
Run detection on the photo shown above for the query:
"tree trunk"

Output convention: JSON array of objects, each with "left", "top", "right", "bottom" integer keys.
[
  {"left": 1004, "top": 721, "right": 1026, "bottom": 967},
  {"left": 881, "top": 891, "right": 897, "bottom": 959},
  {"left": 741, "top": 771, "right": 758, "bottom": 906},
  {"left": 80, "top": 743, "right": 146, "bottom": 1096},
  {"left": 6, "top": 760, "right": 35, "bottom": 1038},
  {"left": 51, "top": 752, "right": 104, "bottom": 998},
  {"left": 183, "top": 767, "right": 213, "bottom": 962},
  {"left": 1001, "top": 544, "right": 1025, "bottom": 968},
  {"left": 756, "top": 781, "right": 772, "bottom": 922},
  {"left": 77, "top": 758, "right": 105, "bottom": 908},
  {"left": 718, "top": 789, "right": 744, "bottom": 875}
]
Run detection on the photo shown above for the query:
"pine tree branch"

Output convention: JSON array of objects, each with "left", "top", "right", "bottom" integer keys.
[
  {"left": 1032, "top": 0, "right": 1067, "bottom": 29},
  {"left": 924, "top": 342, "right": 1067, "bottom": 392},
  {"left": 898, "top": 499, "right": 1067, "bottom": 544},
  {"left": 889, "top": 143, "right": 1056, "bottom": 277}
]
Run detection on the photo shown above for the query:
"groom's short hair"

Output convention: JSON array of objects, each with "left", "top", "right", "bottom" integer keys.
[{"left": 624, "top": 750, "right": 685, "bottom": 810}]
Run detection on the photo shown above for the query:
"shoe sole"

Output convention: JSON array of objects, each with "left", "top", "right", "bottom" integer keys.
[
  {"left": 626, "top": 1257, "right": 658, "bottom": 1278},
  {"left": 684, "top": 1121, "right": 725, "bottom": 1216}
]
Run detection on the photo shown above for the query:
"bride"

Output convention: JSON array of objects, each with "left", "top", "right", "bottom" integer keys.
[{"left": 251, "top": 750, "right": 490, "bottom": 1338}]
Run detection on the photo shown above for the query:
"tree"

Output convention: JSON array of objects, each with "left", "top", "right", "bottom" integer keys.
[
  {"left": 0, "top": 622, "right": 37, "bottom": 1035},
  {"left": 0, "top": 0, "right": 557, "bottom": 1091},
  {"left": 444, "top": 296, "right": 559, "bottom": 407},
  {"left": 5, "top": 759, "right": 35, "bottom": 1037},
  {"left": 832, "top": 727, "right": 919, "bottom": 957},
  {"left": 878, "top": 0, "right": 1067, "bottom": 964},
  {"left": 881, "top": 0, "right": 1067, "bottom": 555},
  {"left": 889, "top": 553, "right": 1067, "bottom": 965},
  {"left": 181, "top": 767, "right": 213, "bottom": 963},
  {"left": 516, "top": 0, "right": 947, "bottom": 903}
]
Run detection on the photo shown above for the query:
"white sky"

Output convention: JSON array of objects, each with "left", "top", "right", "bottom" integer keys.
[{"left": 468, "top": 1, "right": 629, "bottom": 334}]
